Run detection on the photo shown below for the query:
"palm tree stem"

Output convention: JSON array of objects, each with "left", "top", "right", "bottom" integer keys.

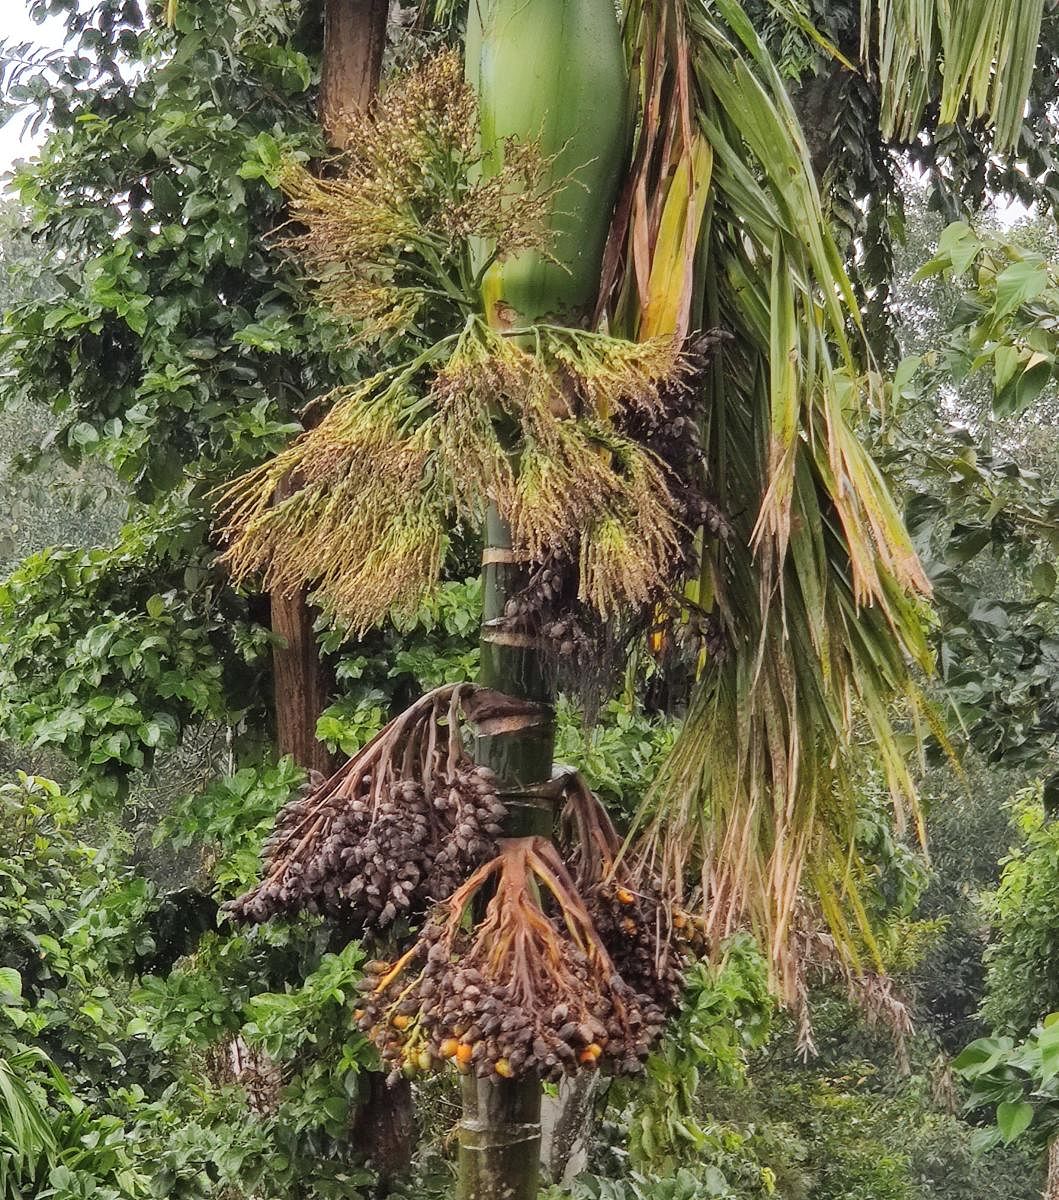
[{"left": 457, "top": 506, "right": 556, "bottom": 1200}]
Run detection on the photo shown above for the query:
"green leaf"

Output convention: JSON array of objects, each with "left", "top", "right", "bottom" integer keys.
[
  {"left": 939, "top": 222, "right": 981, "bottom": 275},
  {"left": 1031, "top": 561, "right": 1057, "bottom": 598},
  {"left": 892, "top": 354, "right": 922, "bottom": 394},
  {"left": 138, "top": 721, "right": 163, "bottom": 748},
  {"left": 993, "top": 258, "right": 1048, "bottom": 317},
  {"left": 952, "top": 1036, "right": 1013, "bottom": 1078},
  {"left": 70, "top": 421, "right": 100, "bottom": 447},
  {"left": 1039, "top": 1018, "right": 1059, "bottom": 1082},
  {"left": 0, "top": 967, "right": 22, "bottom": 999},
  {"left": 996, "top": 1099, "right": 1034, "bottom": 1144},
  {"left": 992, "top": 344, "right": 1021, "bottom": 394},
  {"left": 945, "top": 524, "right": 993, "bottom": 565}
]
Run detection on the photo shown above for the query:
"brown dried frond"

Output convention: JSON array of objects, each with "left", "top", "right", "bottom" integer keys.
[{"left": 793, "top": 918, "right": 914, "bottom": 1069}]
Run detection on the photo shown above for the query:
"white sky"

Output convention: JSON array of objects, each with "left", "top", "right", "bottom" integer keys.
[{"left": 0, "top": 1, "right": 67, "bottom": 173}]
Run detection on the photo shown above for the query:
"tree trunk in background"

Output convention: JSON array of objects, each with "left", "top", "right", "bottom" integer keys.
[
  {"left": 320, "top": 0, "right": 389, "bottom": 148},
  {"left": 273, "top": 1, "right": 415, "bottom": 1187},
  {"left": 1046, "top": 1136, "right": 1059, "bottom": 1200},
  {"left": 271, "top": 0, "right": 391, "bottom": 778},
  {"left": 270, "top": 582, "right": 338, "bottom": 778},
  {"left": 457, "top": 509, "right": 557, "bottom": 1200}
]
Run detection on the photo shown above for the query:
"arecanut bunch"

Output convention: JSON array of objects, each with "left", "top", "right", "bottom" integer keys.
[
  {"left": 225, "top": 687, "right": 688, "bottom": 1082},
  {"left": 354, "top": 837, "right": 668, "bottom": 1085},
  {"left": 223, "top": 685, "right": 506, "bottom": 931}
]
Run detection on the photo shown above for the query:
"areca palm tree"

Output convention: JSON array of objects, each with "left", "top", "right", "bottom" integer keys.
[{"left": 220, "top": 1, "right": 1048, "bottom": 1196}]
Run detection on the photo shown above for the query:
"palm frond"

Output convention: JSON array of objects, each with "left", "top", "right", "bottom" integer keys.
[
  {"left": 0, "top": 1053, "right": 57, "bottom": 1184},
  {"left": 613, "top": 0, "right": 935, "bottom": 993},
  {"left": 862, "top": 0, "right": 1046, "bottom": 151}
]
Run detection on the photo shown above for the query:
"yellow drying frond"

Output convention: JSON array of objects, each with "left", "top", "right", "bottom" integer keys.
[
  {"left": 625, "top": 540, "right": 933, "bottom": 999},
  {"left": 595, "top": 0, "right": 943, "bottom": 1005}
]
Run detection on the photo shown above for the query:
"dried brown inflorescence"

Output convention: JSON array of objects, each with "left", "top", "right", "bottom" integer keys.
[
  {"left": 791, "top": 917, "right": 914, "bottom": 1067},
  {"left": 223, "top": 684, "right": 507, "bottom": 932},
  {"left": 356, "top": 836, "right": 667, "bottom": 1084}
]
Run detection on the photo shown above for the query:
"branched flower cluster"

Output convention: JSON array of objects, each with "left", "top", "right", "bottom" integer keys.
[
  {"left": 280, "top": 50, "right": 557, "bottom": 340},
  {"left": 216, "top": 52, "right": 704, "bottom": 638},
  {"left": 218, "top": 371, "right": 450, "bottom": 628},
  {"left": 218, "top": 318, "right": 693, "bottom": 633},
  {"left": 356, "top": 836, "right": 667, "bottom": 1083},
  {"left": 486, "top": 330, "right": 730, "bottom": 706},
  {"left": 433, "top": 318, "right": 687, "bottom": 609},
  {"left": 223, "top": 684, "right": 506, "bottom": 931}
]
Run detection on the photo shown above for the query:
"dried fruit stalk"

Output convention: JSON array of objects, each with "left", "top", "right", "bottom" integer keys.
[
  {"left": 223, "top": 684, "right": 509, "bottom": 931},
  {"left": 357, "top": 836, "right": 666, "bottom": 1084}
]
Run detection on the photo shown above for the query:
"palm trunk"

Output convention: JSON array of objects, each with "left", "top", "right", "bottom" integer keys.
[
  {"left": 272, "top": 0, "right": 390, "bottom": 775},
  {"left": 457, "top": 2, "right": 626, "bottom": 1193},
  {"left": 458, "top": 508, "right": 556, "bottom": 1200}
]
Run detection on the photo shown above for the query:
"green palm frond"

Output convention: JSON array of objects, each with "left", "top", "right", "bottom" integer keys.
[
  {"left": 614, "top": 0, "right": 935, "bottom": 992},
  {"left": 0, "top": 1053, "right": 57, "bottom": 1191},
  {"left": 863, "top": 0, "right": 1045, "bottom": 150}
]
